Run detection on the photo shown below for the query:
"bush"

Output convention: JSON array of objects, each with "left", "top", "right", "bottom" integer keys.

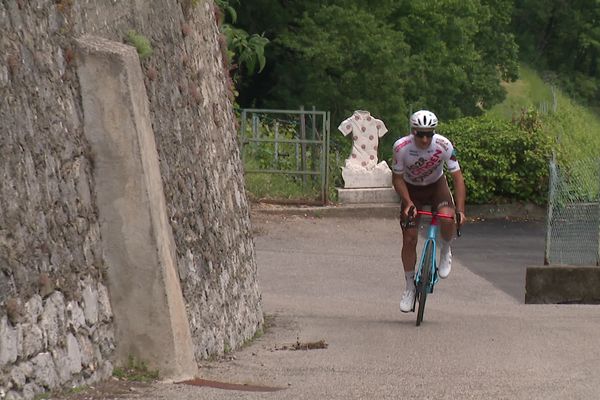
[{"left": 440, "top": 110, "right": 552, "bottom": 204}]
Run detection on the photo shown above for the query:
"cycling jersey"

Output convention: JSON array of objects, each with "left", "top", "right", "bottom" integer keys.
[{"left": 392, "top": 133, "right": 460, "bottom": 186}]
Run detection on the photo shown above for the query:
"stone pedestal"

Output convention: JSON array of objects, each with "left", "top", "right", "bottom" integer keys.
[
  {"left": 337, "top": 187, "right": 400, "bottom": 204},
  {"left": 341, "top": 161, "right": 392, "bottom": 189}
]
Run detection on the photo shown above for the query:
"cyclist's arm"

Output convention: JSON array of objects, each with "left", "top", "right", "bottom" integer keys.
[
  {"left": 393, "top": 173, "right": 414, "bottom": 215},
  {"left": 450, "top": 169, "right": 466, "bottom": 225}
]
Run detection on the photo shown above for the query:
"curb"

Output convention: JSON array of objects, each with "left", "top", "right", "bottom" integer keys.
[{"left": 251, "top": 202, "right": 546, "bottom": 221}]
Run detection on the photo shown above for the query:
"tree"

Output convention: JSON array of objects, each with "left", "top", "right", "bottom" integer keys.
[
  {"left": 234, "top": 0, "right": 520, "bottom": 159},
  {"left": 271, "top": 5, "right": 410, "bottom": 154},
  {"left": 513, "top": 0, "right": 600, "bottom": 104},
  {"left": 391, "top": 0, "right": 518, "bottom": 118}
]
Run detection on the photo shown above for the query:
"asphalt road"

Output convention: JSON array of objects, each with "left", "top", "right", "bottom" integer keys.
[
  {"left": 453, "top": 218, "right": 546, "bottom": 302},
  {"left": 76, "top": 212, "right": 600, "bottom": 400}
]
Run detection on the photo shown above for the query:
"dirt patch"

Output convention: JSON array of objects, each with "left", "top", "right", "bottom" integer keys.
[
  {"left": 274, "top": 338, "right": 328, "bottom": 351},
  {"left": 176, "top": 378, "right": 285, "bottom": 392},
  {"left": 47, "top": 378, "right": 153, "bottom": 400}
]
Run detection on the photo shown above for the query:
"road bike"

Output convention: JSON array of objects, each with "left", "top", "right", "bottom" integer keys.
[{"left": 404, "top": 207, "right": 461, "bottom": 326}]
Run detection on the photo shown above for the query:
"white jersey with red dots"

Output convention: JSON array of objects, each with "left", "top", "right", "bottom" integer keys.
[
  {"left": 392, "top": 133, "right": 460, "bottom": 186},
  {"left": 338, "top": 110, "right": 388, "bottom": 169}
]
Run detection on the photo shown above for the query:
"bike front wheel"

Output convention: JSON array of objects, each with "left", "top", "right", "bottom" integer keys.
[{"left": 416, "top": 242, "right": 434, "bottom": 326}]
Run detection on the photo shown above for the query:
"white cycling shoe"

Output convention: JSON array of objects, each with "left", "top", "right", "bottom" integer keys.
[
  {"left": 400, "top": 288, "right": 416, "bottom": 313},
  {"left": 438, "top": 246, "right": 452, "bottom": 279}
]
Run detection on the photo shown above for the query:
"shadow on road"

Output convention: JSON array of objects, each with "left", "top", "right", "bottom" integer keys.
[{"left": 453, "top": 219, "right": 546, "bottom": 302}]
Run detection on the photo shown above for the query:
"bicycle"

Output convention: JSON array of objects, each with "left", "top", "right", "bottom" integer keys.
[{"left": 403, "top": 207, "right": 461, "bottom": 326}]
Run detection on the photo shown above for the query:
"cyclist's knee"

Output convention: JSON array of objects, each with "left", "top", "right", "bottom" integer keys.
[{"left": 438, "top": 205, "right": 455, "bottom": 217}]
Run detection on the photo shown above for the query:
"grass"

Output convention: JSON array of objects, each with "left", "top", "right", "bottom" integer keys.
[
  {"left": 488, "top": 64, "right": 600, "bottom": 164},
  {"left": 125, "top": 30, "right": 153, "bottom": 60},
  {"left": 543, "top": 92, "right": 600, "bottom": 162},
  {"left": 245, "top": 172, "right": 321, "bottom": 200},
  {"left": 243, "top": 156, "right": 324, "bottom": 202},
  {"left": 487, "top": 65, "right": 554, "bottom": 120},
  {"left": 487, "top": 63, "right": 600, "bottom": 200},
  {"left": 112, "top": 355, "right": 159, "bottom": 383}
]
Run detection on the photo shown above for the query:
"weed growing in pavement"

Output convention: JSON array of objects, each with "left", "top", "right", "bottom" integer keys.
[{"left": 112, "top": 355, "right": 159, "bottom": 382}]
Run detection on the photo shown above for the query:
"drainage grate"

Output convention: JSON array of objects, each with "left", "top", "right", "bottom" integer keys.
[{"left": 177, "top": 378, "right": 285, "bottom": 392}]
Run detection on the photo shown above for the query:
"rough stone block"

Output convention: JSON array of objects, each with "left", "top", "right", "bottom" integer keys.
[
  {"left": 525, "top": 266, "right": 600, "bottom": 304},
  {"left": 341, "top": 162, "right": 392, "bottom": 188},
  {"left": 31, "top": 352, "right": 58, "bottom": 389},
  {"left": 81, "top": 284, "right": 98, "bottom": 325},
  {"left": 76, "top": 35, "right": 197, "bottom": 380},
  {"left": 0, "top": 317, "right": 18, "bottom": 367},
  {"left": 21, "top": 324, "right": 43, "bottom": 359}
]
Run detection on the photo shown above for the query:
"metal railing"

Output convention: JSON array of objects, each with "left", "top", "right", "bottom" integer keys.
[{"left": 239, "top": 108, "right": 331, "bottom": 204}]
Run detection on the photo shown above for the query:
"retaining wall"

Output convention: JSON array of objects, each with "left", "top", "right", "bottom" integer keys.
[{"left": 0, "top": 1, "right": 263, "bottom": 398}]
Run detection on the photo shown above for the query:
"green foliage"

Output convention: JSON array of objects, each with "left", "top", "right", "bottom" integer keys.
[
  {"left": 441, "top": 110, "right": 552, "bottom": 204},
  {"left": 215, "top": 0, "right": 237, "bottom": 22},
  {"left": 112, "top": 355, "right": 159, "bottom": 382},
  {"left": 216, "top": 0, "right": 269, "bottom": 91},
  {"left": 486, "top": 65, "right": 600, "bottom": 203},
  {"left": 222, "top": 25, "right": 269, "bottom": 76},
  {"left": 512, "top": 0, "right": 600, "bottom": 106},
  {"left": 273, "top": 5, "right": 410, "bottom": 156},
  {"left": 228, "top": 1, "right": 600, "bottom": 206},
  {"left": 391, "top": 0, "right": 518, "bottom": 117},
  {"left": 125, "top": 30, "right": 153, "bottom": 60},
  {"left": 234, "top": 0, "right": 519, "bottom": 142}
]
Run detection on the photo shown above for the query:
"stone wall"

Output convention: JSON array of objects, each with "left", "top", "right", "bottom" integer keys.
[{"left": 0, "top": 1, "right": 262, "bottom": 398}]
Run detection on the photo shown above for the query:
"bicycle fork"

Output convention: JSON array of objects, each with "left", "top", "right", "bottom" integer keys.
[
  {"left": 413, "top": 221, "right": 440, "bottom": 308},
  {"left": 415, "top": 239, "right": 438, "bottom": 293}
]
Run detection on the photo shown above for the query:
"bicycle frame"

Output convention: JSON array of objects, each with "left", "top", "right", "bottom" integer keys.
[
  {"left": 415, "top": 212, "right": 445, "bottom": 293},
  {"left": 415, "top": 211, "right": 454, "bottom": 291},
  {"left": 411, "top": 209, "right": 456, "bottom": 326}
]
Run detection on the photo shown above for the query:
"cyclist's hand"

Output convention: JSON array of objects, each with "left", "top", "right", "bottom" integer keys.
[
  {"left": 456, "top": 211, "right": 466, "bottom": 227},
  {"left": 402, "top": 202, "right": 415, "bottom": 220}
]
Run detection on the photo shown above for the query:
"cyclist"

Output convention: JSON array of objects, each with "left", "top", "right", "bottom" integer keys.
[{"left": 392, "top": 110, "right": 466, "bottom": 313}]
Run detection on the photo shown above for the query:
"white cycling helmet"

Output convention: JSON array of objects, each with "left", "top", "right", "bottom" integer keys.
[{"left": 410, "top": 110, "right": 438, "bottom": 130}]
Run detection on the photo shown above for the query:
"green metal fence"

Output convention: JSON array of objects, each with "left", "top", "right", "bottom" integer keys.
[
  {"left": 545, "top": 155, "right": 600, "bottom": 265},
  {"left": 239, "top": 108, "right": 331, "bottom": 204}
]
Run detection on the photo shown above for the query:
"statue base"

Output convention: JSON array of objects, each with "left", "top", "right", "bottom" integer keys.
[
  {"left": 341, "top": 161, "right": 392, "bottom": 188},
  {"left": 337, "top": 187, "right": 400, "bottom": 204}
]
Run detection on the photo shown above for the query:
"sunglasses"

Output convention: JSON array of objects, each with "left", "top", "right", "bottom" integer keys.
[{"left": 415, "top": 130, "right": 435, "bottom": 138}]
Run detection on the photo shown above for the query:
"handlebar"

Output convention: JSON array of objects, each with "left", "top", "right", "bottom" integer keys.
[{"left": 402, "top": 206, "right": 462, "bottom": 237}]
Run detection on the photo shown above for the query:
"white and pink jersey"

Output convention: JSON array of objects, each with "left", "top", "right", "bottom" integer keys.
[{"left": 392, "top": 134, "right": 460, "bottom": 185}]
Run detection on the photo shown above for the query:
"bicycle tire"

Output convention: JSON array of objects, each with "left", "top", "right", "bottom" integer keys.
[{"left": 416, "top": 242, "right": 434, "bottom": 326}]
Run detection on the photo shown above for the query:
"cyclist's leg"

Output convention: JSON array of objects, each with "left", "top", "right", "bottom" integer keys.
[
  {"left": 433, "top": 176, "right": 456, "bottom": 278},
  {"left": 400, "top": 210, "right": 418, "bottom": 311},
  {"left": 401, "top": 224, "right": 418, "bottom": 273},
  {"left": 400, "top": 183, "right": 424, "bottom": 274},
  {"left": 399, "top": 188, "right": 423, "bottom": 312},
  {"left": 433, "top": 176, "right": 456, "bottom": 242}
]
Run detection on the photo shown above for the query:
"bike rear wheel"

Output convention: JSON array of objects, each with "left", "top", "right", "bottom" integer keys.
[{"left": 416, "top": 242, "right": 434, "bottom": 326}]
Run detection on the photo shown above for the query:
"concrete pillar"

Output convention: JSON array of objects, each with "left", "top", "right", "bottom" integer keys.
[{"left": 75, "top": 36, "right": 197, "bottom": 380}]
